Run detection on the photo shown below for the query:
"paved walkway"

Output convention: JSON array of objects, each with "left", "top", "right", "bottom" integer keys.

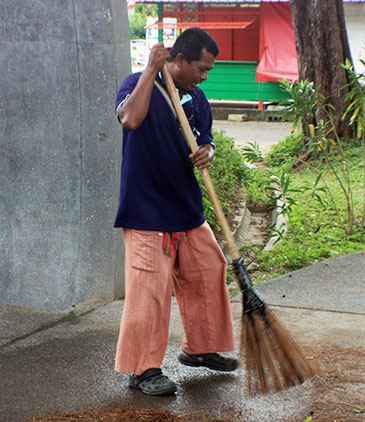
[
  {"left": 0, "top": 251, "right": 364, "bottom": 422},
  {"left": 213, "top": 120, "right": 293, "bottom": 154}
]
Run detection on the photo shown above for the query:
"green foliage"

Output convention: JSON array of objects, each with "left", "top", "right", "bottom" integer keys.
[
  {"left": 265, "top": 133, "right": 307, "bottom": 167},
  {"left": 241, "top": 141, "right": 264, "bottom": 163},
  {"left": 227, "top": 141, "right": 277, "bottom": 209},
  {"left": 270, "top": 163, "right": 303, "bottom": 217},
  {"left": 197, "top": 130, "right": 252, "bottom": 230},
  {"left": 243, "top": 167, "right": 275, "bottom": 210},
  {"left": 278, "top": 79, "right": 325, "bottom": 134},
  {"left": 278, "top": 66, "right": 365, "bottom": 235},
  {"left": 129, "top": 13, "right": 146, "bottom": 40},
  {"left": 250, "top": 148, "right": 365, "bottom": 283},
  {"left": 129, "top": 4, "right": 158, "bottom": 39},
  {"left": 342, "top": 58, "right": 365, "bottom": 140},
  {"left": 197, "top": 69, "right": 365, "bottom": 284},
  {"left": 197, "top": 130, "right": 276, "bottom": 244}
]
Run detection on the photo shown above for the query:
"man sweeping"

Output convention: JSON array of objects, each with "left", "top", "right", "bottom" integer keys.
[{"left": 114, "top": 28, "right": 237, "bottom": 396}]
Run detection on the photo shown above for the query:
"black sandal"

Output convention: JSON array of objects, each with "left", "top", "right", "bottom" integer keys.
[
  {"left": 178, "top": 351, "right": 238, "bottom": 372},
  {"left": 129, "top": 368, "right": 177, "bottom": 396}
]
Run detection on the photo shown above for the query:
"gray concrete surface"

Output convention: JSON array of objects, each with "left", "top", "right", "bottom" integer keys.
[
  {"left": 0, "top": 0, "right": 130, "bottom": 310},
  {"left": 213, "top": 120, "right": 293, "bottom": 154},
  {"left": 0, "top": 251, "right": 364, "bottom": 422}
]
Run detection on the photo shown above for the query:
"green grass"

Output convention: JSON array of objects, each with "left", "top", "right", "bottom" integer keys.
[
  {"left": 245, "top": 137, "right": 365, "bottom": 283},
  {"left": 264, "top": 132, "right": 306, "bottom": 166},
  {"left": 204, "top": 131, "right": 365, "bottom": 284}
]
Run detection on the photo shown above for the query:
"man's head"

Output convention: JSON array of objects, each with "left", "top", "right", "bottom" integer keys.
[
  {"left": 170, "top": 27, "right": 219, "bottom": 63},
  {"left": 169, "top": 28, "right": 219, "bottom": 93}
]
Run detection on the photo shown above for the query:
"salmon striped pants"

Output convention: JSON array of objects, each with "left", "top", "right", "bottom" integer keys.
[{"left": 115, "top": 222, "right": 235, "bottom": 376}]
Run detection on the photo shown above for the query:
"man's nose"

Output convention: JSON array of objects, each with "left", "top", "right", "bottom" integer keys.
[{"left": 201, "top": 70, "right": 208, "bottom": 81}]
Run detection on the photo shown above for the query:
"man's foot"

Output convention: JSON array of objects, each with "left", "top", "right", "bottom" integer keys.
[
  {"left": 129, "top": 368, "right": 177, "bottom": 396},
  {"left": 178, "top": 351, "right": 238, "bottom": 372}
]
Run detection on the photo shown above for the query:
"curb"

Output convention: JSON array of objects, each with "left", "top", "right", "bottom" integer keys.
[
  {"left": 263, "top": 176, "right": 288, "bottom": 252},
  {"left": 222, "top": 204, "right": 251, "bottom": 259},
  {"left": 222, "top": 187, "right": 288, "bottom": 260}
]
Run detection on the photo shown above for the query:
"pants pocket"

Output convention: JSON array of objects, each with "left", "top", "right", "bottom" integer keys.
[{"left": 130, "top": 230, "right": 160, "bottom": 273}]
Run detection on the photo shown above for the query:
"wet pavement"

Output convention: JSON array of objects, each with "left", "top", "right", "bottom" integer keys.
[
  {"left": 0, "top": 251, "right": 364, "bottom": 422},
  {"left": 1, "top": 121, "right": 364, "bottom": 421}
]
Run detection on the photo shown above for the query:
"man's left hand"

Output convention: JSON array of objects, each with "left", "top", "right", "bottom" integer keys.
[{"left": 189, "top": 143, "right": 214, "bottom": 170}]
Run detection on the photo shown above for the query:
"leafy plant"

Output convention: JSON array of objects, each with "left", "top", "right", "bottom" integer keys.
[
  {"left": 267, "top": 163, "right": 311, "bottom": 247},
  {"left": 232, "top": 141, "right": 275, "bottom": 209},
  {"left": 265, "top": 133, "right": 306, "bottom": 167},
  {"left": 271, "top": 163, "right": 302, "bottom": 217},
  {"left": 197, "top": 130, "right": 251, "bottom": 230},
  {"left": 241, "top": 141, "right": 264, "bottom": 163},
  {"left": 250, "top": 156, "right": 365, "bottom": 282},
  {"left": 128, "top": 4, "right": 158, "bottom": 39},
  {"left": 278, "top": 65, "right": 365, "bottom": 235},
  {"left": 243, "top": 168, "right": 275, "bottom": 211},
  {"left": 279, "top": 79, "right": 322, "bottom": 134},
  {"left": 196, "top": 101, "right": 364, "bottom": 284},
  {"left": 342, "top": 59, "right": 365, "bottom": 228},
  {"left": 268, "top": 222, "right": 286, "bottom": 246},
  {"left": 341, "top": 58, "right": 365, "bottom": 140}
]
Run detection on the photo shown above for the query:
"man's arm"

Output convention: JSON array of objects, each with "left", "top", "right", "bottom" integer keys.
[
  {"left": 118, "top": 43, "right": 170, "bottom": 131},
  {"left": 189, "top": 90, "right": 215, "bottom": 169}
]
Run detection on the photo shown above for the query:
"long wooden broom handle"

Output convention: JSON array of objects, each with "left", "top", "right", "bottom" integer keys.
[{"left": 162, "top": 64, "right": 241, "bottom": 260}]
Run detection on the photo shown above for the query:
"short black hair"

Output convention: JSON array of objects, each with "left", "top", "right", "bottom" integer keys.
[{"left": 170, "top": 27, "right": 219, "bottom": 63}]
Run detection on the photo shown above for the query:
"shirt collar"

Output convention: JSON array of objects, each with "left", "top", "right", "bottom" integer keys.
[{"left": 158, "top": 72, "right": 193, "bottom": 105}]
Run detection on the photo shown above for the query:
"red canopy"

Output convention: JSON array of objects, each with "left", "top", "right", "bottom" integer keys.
[
  {"left": 145, "top": 17, "right": 257, "bottom": 30},
  {"left": 256, "top": 2, "right": 298, "bottom": 82}
]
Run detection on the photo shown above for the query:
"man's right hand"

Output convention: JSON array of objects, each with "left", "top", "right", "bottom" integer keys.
[
  {"left": 119, "top": 43, "right": 170, "bottom": 131},
  {"left": 147, "top": 43, "right": 170, "bottom": 73}
]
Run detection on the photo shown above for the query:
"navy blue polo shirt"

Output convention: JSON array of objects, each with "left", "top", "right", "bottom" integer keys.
[{"left": 114, "top": 72, "right": 214, "bottom": 232}]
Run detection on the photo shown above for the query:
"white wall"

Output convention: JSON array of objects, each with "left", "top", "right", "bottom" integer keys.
[{"left": 344, "top": 2, "right": 365, "bottom": 73}]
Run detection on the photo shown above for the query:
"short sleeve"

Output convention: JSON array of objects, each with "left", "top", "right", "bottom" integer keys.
[
  {"left": 193, "top": 88, "right": 214, "bottom": 148},
  {"left": 115, "top": 73, "right": 141, "bottom": 116}
]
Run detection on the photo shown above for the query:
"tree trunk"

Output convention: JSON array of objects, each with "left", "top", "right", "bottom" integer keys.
[{"left": 290, "top": 0, "right": 354, "bottom": 138}]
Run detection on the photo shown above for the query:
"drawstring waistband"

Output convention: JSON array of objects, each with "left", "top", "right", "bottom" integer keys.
[{"left": 162, "top": 231, "right": 188, "bottom": 256}]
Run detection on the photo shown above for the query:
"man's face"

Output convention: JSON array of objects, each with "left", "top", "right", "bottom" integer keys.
[{"left": 175, "top": 48, "right": 215, "bottom": 92}]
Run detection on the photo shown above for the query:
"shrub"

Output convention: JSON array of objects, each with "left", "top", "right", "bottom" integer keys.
[
  {"left": 196, "top": 130, "right": 251, "bottom": 230},
  {"left": 243, "top": 167, "right": 275, "bottom": 211},
  {"left": 278, "top": 69, "right": 365, "bottom": 235},
  {"left": 265, "top": 133, "right": 306, "bottom": 167}
]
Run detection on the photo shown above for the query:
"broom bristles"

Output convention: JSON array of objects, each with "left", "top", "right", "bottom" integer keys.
[
  {"left": 266, "top": 308, "right": 314, "bottom": 378},
  {"left": 253, "top": 314, "right": 283, "bottom": 392},
  {"left": 241, "top": 305, "right": 315, "bottom": 395},
  {"left": 244, "top": 313, "right": 268, "bottom": 393},
  {"left": 232, "top": 257, "right": 314, "bottom": 395}
]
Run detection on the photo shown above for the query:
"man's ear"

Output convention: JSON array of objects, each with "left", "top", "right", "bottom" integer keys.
[{"left": 175, "top": 52, "right": 186, "bottom": 68}]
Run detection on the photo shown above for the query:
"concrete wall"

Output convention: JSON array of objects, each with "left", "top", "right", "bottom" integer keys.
[
  {"left": 0, "top": 0, "right": 131, "bottom": 310},
  {"left": 344, "top": 2, "right": 365, "bottom": 73}
]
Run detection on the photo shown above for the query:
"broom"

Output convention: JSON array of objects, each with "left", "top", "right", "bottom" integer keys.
[{"left": 162, "top": 63, "right": 314, "bottom": 395}]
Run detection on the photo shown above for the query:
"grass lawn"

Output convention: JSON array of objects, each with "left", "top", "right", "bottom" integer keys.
[{"left": 204, "top": 131, "right": 365, "bottom": 284}]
